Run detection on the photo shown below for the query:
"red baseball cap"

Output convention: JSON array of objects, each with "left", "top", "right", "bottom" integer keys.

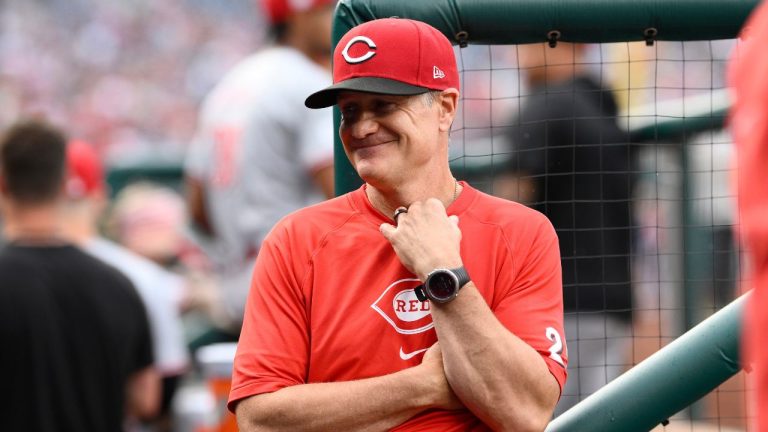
[
  {"left": 261, "top": 0, "right": 335, "bottom": 25},
  {"left": 305, "top": 18, "right": 460, "bottom": 109},
  {"left": 66, "top": 139, "right": 105, "bottom": 199}
]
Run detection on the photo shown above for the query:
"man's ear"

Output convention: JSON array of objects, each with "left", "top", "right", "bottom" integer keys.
[{"left": 438, "top": 88, "right": 460, "bottom": 132}]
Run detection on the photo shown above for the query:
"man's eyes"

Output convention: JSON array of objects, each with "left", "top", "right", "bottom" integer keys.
[
  {"left": 375, "top": 101, "right": 396, "bottom": 111},
  {"left": 340, "top": 106, "right": 358, "bottom": 119},
  {"left": 340, "top": 101, "right": 397, "bottom": 120}
]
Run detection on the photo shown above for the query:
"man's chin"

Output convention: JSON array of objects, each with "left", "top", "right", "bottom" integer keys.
[{"left": 354, "top": 164, "right": 389, "bottom": 187}]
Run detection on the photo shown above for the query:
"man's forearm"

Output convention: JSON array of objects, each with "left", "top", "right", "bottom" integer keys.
[
  {"left": 126, "top": 366, "right": 161, "bottom": 420},
  {"left": 431, "top": 284, "right": 560, "bottom": 432},
  {"left": 236, "top": 366, "right": 443, "bottom": 432}
]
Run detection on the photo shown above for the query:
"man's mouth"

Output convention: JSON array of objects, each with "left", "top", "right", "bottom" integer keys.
[{"left": 351, "top": 139, "right": 395, "bottom": 150}]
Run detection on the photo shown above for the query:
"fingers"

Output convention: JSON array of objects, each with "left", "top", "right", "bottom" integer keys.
[
  {"left": 392, "top": 206, "right": 408, "bottom": 223},
  {"left": 380, "top": 222, "right": 396, "bottom": 240},
  {"left": 382, "top": 206, "right": 408, "bottom": 240},
  {"left": 421, "top": 341, "right": 442, "bottom": 364},
  {"left": 381, "top": 206, "right": 458, "bottom": 239},
  {"left": 395, "top": 199, "right": 447, "bottom": 221},
  {"left": 428, "top": 341, "right": 441, "bottom": 353}
]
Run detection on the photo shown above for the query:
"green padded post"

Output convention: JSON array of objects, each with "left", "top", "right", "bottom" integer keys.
[
  {"left": 545, "top": 293, "right": 747, "bottom": 432},
  {"left": 331, "top": 3, "right": 361, "bottom": 196},
  {"left": 331, "top": 0, "right": 758, "bottom": 195}
]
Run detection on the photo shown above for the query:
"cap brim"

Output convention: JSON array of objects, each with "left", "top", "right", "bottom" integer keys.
[{"left": 304, "top": 77, "right": 429, "bottom": 109}]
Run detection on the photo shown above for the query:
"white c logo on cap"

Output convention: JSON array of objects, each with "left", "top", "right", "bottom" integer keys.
[{"left": 341, "top": 36, "right": 377, "bottom": 64}]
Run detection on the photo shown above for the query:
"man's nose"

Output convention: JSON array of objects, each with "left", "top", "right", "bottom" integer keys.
[{"left": 347, "top": 111, "right": 379, "bottom": 139}]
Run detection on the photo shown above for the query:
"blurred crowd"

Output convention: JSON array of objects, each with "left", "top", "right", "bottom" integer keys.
[{"left": 0, "top": 0, "right": 263, "bottom": 165}]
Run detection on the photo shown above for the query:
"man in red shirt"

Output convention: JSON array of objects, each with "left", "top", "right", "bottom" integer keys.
[
  {"left": 229, "top": 18, "right": 567, "bottom": 431},
  {"left": 729, "top": 2, "right": 768, "bottom": 429}
]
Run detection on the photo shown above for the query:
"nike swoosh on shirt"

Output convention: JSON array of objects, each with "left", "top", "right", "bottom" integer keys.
[{"left": 399, "top": 347, "right": 429, "bottom": 361}]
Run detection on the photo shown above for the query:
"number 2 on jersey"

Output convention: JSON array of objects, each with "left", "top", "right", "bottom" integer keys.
[{"left": 545, "top": 327, "right": 566, "bottom": 367}]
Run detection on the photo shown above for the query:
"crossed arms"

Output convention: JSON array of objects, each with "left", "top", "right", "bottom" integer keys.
[{"left": 235, "top": 199, "right": 562, "bottom": 432}]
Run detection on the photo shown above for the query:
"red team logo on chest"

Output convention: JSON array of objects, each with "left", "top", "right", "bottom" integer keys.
[{"left": 371, "top": 278, "right": 433, "bottom": 334}]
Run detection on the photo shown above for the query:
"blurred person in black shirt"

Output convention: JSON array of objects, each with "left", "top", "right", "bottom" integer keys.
[{"left": 497, "top": 42, "right": 634, "bottom": 416}]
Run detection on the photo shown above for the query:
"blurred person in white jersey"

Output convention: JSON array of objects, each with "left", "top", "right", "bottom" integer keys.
[
  {"left": 184, "top": 0, "right": 336, "bottom": 337},
  {"left": 61, "top": 140, "right": 190, "bottom": 432}
]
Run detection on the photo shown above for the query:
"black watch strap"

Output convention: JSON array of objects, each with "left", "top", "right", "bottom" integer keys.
[
  {"left": 414, "top": 266, "right": 470, "bottom": 302},
  {"left": 414, "top": 284, "right": 429, "bottom": 302},
  {"left": 452, "top": 266, "right": 471, "bottom": 289}
]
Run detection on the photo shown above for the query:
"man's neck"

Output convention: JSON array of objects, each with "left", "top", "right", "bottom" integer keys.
[
  {"left": 366, "top": 176, "right": 462, "bottom": 220},
  {"left": 2, "top": 201, "right": 66, "bottom": 244},
  {"left": 60, "top": 201, "right": 99, "bottom": 246}
]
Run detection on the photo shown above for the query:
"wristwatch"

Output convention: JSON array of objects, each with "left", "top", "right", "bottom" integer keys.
[{"left": 414, "top": 266, "right": 471, "bottom": 304}]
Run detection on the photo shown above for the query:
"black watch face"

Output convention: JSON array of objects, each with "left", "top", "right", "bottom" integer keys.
[{"left": 428, "top": 271, "right": 457, "bottom": 301}]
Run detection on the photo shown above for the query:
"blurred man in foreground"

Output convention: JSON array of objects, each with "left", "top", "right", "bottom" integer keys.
[{"left": 0, "top": 120, "right": 159, "bottom": 431}]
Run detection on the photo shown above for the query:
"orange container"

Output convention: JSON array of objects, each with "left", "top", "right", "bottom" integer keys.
[{"left": 196, "top": 343, "right": 239, "bottom": 432}]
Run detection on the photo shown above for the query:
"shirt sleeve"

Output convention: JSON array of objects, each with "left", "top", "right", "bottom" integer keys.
[
  {"left": 492, "top": 214, "right": 568, "bottom": 393},
  {"left": 228, "top": 224, "right": 310, "bottom": 412},
  {"left": 297, "top": 106, "right": 334, "bottom": 173}
]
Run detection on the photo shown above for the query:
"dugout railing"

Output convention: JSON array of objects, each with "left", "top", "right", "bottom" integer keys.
[{"left": 546, "top": 292, "right": 746, "bottom": 431}]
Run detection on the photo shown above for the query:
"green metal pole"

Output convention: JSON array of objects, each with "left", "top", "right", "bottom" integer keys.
[
  {"left": 331, "top": 3, "right": 361, "bottom": 196},
  {"left": 546, "top": 293, "right": 746, "bottom": 432}
]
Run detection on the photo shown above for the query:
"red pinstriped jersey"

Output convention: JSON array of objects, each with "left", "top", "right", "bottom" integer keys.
[{"left": 229, "top": 182, "right": 567, "bottom": 430}]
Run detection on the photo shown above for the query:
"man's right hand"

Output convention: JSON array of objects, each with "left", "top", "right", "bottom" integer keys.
[{"left": 421, "top": 342, "right": 464, "bottom": 410}]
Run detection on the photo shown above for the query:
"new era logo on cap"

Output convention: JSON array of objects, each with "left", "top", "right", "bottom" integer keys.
[{"left": 305, "top": 18, "right": 460, "bottom": 109}]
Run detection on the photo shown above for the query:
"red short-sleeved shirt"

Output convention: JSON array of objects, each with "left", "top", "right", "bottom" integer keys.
[{"left": 229, "top": 182, "right": 567, "bottom": 430}]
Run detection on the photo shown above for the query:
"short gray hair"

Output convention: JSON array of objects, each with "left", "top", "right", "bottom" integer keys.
[{"left": 420, "top": 90, "right": 443, "bottom": 107}]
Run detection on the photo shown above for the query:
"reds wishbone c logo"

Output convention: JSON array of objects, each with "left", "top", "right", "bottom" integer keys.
[
  {"left": 341, "top": 36, "right": 377, "bottom": 64},
  {"left": 371, "top": 278, "right": 434, "bottom": 335}
]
